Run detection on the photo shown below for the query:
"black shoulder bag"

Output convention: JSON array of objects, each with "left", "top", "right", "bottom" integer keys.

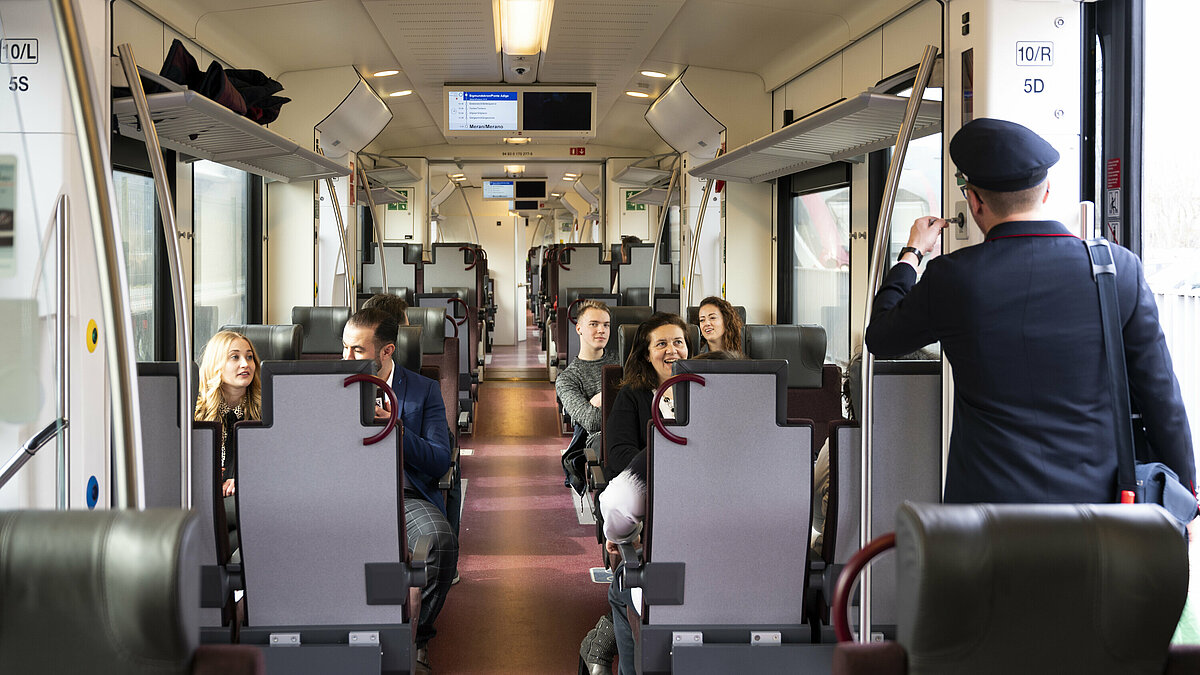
[{"left": 1086, "top": 237, "right": 1197, "bottom": 529}]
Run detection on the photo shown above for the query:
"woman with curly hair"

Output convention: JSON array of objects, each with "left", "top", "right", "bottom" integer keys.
[{"left": 696, "top": 296, "right": 744, "bottom": 354}]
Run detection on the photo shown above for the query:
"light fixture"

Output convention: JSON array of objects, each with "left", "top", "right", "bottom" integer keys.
[
  {"left": 450, "top": 173, "right": 465, "bottom": 178},
  {"left": 550, "top": 192, "right": 562, "bottom": 197},
  {"left": 625, "top": 90, "right": 651, "bottom": 99},
  {"left": 498, "top": 0, "right": 554, "bottom": 56},
  {"left": 563, "top": 172, "right": 578, "bottom": 178},
  {"left": 504, "top": 164, "right": 525, "bottom": 174},
  {"left": 372, "top": 69, "right": 400, "bottom": 77},
  {"left": 640, "top": 70, "right": 668, "bottom": 78},
  {"left": 563, "top": 175, "right": 576, "bottom": 181},
  {"left": 389, "top": 90, "right": 413, "bottom": 98},
  {"left": 504, "top": 137, "right": 531, "bottom": 144}
]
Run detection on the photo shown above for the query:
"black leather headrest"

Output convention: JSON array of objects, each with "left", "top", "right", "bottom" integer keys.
[
  {"left": 291, "top": 306, "right": 350, "bottom": 355},
  {"left": 615, "top": 322, "right": 700, "bottom": 365},
  {"left": 743, "top": 324, "right": 825, "bottom": 388},
  {"left": 0, "top": 510, "right": 202, "bottom": 671},
  {"left": 686, "top": 304, "right": 748, "bottom": 326},
  {"left": 623, "top": 287, "right": 650, "bottom": 308},
  {"left": 395, "top": 325, "right": 423, "bottom": 374},
  {"left": 405, "top": 307, "right": 446, "bottom": 355},
  {"left": 608, "top": 305, "right": 653, "bottom": 331},
  {"left": 219, "top": 324, "right": 303, "bottom": 361},
  {"left": 896, "top": 502, "right": 1188, "bottom": 674},
  {"left": 563, "top": 287, "right": 607, "bottom": 308}
]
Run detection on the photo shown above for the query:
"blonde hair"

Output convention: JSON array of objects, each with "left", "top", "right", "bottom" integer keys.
[{"left": 195, "top": 330, "right": 262, "bottom": 422}]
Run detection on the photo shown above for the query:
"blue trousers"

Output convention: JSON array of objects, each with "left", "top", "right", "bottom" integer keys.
[{"left": 609, "top": 564, "right": 637, "bottom": 675}]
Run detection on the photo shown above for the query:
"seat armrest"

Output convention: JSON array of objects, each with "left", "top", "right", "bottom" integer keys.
[
  {"left": 589, "top": 464, "right": 607, "bottom": 492},
  {"left": 407, "top": 533, "right": 435, "bottom": 589},
  {"left": 200, "top": 563, "right": 243, "bottom": 609},
  {"left": 439, "top": 447, "right": 461, "bottom": 490},
  {"left": 584, "top": 446, "right": 600, "bottom": 465}
]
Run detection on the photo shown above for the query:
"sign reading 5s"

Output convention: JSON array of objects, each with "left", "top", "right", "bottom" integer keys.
[{"left": 8, "top": 76, "right": 29, "bottom": 92}]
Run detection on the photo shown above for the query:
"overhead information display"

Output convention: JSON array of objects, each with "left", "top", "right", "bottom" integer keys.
[
  {"left": 447, "top": 91, "right": 518, "bottom": 131},
  {"left": 482, "top": 180, "right": 515, "bottom": 200}
]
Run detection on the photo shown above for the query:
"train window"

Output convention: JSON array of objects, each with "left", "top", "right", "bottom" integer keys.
[
  {"left": 787, "top": 161, "right": 851, "bottom": 364},
  {"left": 1141, "top": 0, "right": 1200, "bottom": 462},
  {"left": 887, "top": 87, "right": 943, "bottom": 267},
  {"left": 112, "top": 170, "right": 157, "bottom": 361},
  {"left": 192, "top": 161, "right": 251, "bottom": 354}
]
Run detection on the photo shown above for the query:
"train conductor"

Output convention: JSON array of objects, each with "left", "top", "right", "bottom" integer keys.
[{"left": 865, "top": 117, "right": 1195, "bottom": 506}]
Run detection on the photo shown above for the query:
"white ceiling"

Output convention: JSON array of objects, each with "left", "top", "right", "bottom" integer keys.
[{"left": 142, "top": 0, "right": 920, "bottom": 169}]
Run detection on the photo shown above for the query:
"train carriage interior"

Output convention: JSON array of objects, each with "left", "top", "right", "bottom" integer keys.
[{"left": 2, "top": 0, "right": 1200, "bottom": 672}]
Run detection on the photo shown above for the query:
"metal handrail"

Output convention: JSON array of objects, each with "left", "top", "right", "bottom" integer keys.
[
  {"left": 457, "top": 183, "right": 481, "bottom": 245},
  {"left": 318, "top": 147, "right": 354, "bottom": 305},
  {"left": 117, "top": 43, "right": 193, "bottom": 509},
  {"left": 356, "top": 159, "right": 389, "bottom": 293},
  {"left": 858, "top": 44, "right": 940, "bottom": 641},
  {"left": 648, "top": 157, "right": 680, "bottom": 307},
  {"left": 56, "top": 195, "right": 70, "bottom": 508},
  {"left": 684, "top": 152, "right": 722, "bottom": 310},
  {"left": 53, "top": 0, "right": 145, "bottom": 509},
  {"left": 1, "top": 419, "right": 69, "bottom": 490}
]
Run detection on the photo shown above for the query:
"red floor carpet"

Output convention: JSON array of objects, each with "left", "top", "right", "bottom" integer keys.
[{"left": 428, "top": 379, "right": 610, "bottom": 673}]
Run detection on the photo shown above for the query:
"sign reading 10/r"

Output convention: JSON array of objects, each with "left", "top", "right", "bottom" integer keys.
[{"left": 1016, "top": 41, "right": 1052, "bottom": 95}]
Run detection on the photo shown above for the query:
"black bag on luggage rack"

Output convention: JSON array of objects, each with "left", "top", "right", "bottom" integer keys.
[{"left": 1086, "top": 238, "right": 1198, "bottom": 529}]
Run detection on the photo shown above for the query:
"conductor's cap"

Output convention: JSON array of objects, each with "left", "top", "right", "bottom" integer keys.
[{"left": 949, "top": 118, "right": 1059, "bottom": 192}]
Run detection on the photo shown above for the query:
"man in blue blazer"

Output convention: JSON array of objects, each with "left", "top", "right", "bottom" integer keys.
[
  {"left": 866, "top": 118, "right": 1195, "bottom": 508},
  {"left": 344, "top": 307, "right": 456, "bottom": 673}
]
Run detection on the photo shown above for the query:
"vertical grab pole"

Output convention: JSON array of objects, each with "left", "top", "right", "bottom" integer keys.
[
  {"left": 56, "top": 195, "right": 70, "bottom": 509},
  {"left": 457, "top": 183, "right": 482, "bottom": 245},
  {"left": 858, "top": 44, "right": 940, "bottom": 642},
  {"left": 117, "top": 44, "right": 193, "bottom": 509},
  {"left": 318, "top": 146, "right": 354, "bottom": 305},
  {"left": 356, "top": 160, "right": 389, "bottom": 293},
  {"left": 648, "top": 157, "right": 680, "bottom": 308},
  {"left": 52, "top": 0, "right": 145, "bottom": 508},
  {"left": 684, "top": 162, "right": 720, "bottom": 310}
]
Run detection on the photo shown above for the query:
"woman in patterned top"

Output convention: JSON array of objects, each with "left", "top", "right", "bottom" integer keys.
[{"left": 195, "top": 330, "right": 262, "bottom": 498}]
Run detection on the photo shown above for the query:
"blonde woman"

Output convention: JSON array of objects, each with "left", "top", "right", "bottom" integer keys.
[{"left": 195, "top": 330, "right": 262, "bottom": 498}]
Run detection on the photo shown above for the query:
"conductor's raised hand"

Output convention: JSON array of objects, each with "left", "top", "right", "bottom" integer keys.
[{"left": 907, "top": 216, "right": 949, "bottom": 256}]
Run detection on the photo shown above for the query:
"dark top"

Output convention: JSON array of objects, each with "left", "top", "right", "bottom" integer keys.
[
  {"left": 604, "top": 385, "right": 654, "bottom": 481},
  {"left": 219, "top": 406, "right": 244, "bottom": 482},
  {"left": 866, "top": 220, "right": 1194, "bottom": 504},
  {"left": 388, "top": 365, "right": 454, "bottom": 515}
]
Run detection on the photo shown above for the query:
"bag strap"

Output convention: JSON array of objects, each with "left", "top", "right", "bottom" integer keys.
[{"left": 1084, "top": 237, "right": 1137, "bottom": 501}]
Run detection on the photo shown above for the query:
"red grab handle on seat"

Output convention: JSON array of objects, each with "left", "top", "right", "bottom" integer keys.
[
  {"left": 443, "top": 313, "right": 460, "bottom": 339},
  {"left": 460, "top": 245, "right": 478, "bottom": 270},
  {"left": 343, "top": 373, "right": 399, "bottom": 446},
  {"left": 558, "top": 245, "right": 577, "bottom": 270},
  {"left": 651, "top": 373, "right": 706, "bottom": 445},
  {"left": 448, "top": 297, "right": 469, "bottom": 325},
  {"left": 833, "top": 532, "right": 897, "bottom": 643},
  {"left": 567, "top": 298, "right": 584, "bottom": 325}
]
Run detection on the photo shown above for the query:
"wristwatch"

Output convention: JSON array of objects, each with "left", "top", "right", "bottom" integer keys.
[{"left": 898, "top": 246, "right": 923, "bottom": 264}]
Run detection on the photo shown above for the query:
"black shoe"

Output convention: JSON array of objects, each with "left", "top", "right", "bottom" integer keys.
[
  {"left": 415, "top": 646, "right": 431, "bottom": 675},
  {"left": 579, "top": 615, "right": 616, "bottom": 675}
]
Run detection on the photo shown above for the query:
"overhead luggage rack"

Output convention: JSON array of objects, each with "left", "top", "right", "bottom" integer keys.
[
  {"left": 690, "top": 92, "right": 942, "bottom": 184},
  {"left": 627, "top": 186, "right": 680, "bottom": 207},
  {"left": 112, "top": 90, "right": 350, "bottom": 183}
]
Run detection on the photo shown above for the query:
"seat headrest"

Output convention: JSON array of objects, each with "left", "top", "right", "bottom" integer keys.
[
  {"left": 395, "top": 325, "right": 423, "bottom": 374},
  {"left": 404, "top": 307, "right": 446, "bottom": 354},
  {"left": 614, "top": 321, "right": 701, "bottom": 365},
  {"left": 623, "top": 287, "right": 650, "bottom": 308},
  {"left": 219, "top": 324, "right": 303, "bottom": 361},
  {"left": 563, "top": 287, "right": 607, "bottom": 307},
  {"left": 608, "top": 305, "right": 653, "bottom": 330},
  {"left": 291, "top": 306, "right": 350, "bottom": 355},
  {"left": 0, "top": 510, "right": 202, "bottom": 671},
  {"left": 896, "top": 502, "right": 1188, "bottom": 674},
  {"left": 686, "top": 304, "right": 747, "bottom": 326},
  {"left": 743, "top": 324, "right": 825, "bottom": 388}
]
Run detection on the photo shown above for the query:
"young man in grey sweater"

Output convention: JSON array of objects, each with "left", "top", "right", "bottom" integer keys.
[{"left": 555, "top": 300, "right": 616, "bottom": 452}]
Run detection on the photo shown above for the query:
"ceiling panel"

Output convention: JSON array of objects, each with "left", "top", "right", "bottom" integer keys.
[{"left": 363, "top": 0, "right": 501, "bottom": 137}]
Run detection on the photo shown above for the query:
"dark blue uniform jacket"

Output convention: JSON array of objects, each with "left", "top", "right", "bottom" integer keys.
[{"left": 866, "top": 220, "right": 1194, "bottom": 504}]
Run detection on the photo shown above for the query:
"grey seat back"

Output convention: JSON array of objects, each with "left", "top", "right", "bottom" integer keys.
[
  {"left": 645, "top": 359, "right": 810, "bottom": 626},
  {"left": 896, "top": 502, "right": 1187, "bottom": 675},
  {"left": 218, "top": 323, "right": 303, "bottom": 361},
  {"left": 406, "top": 306, "right": 447, "bottom": 355},
  {"left": 425, "top": 243, "right": 479, "bottom": 307},
  {"left": 136, "top": 362, "right": 224, "bottom": 629},
  {"left": 235, "top": 360, "right": 406, "bottom": 627},
  {"left": 0, "top": 510, "right": 201, "bottom": 673},
  {"left": 291, "top": 306, "right": 350, "bottom": 356},
  {"left": 619, "top": 243, "right": 672, "bottom": 293},
  {"left": 361, "top": 242, "right": 420, "bottom": 297},
  {"left": 836, "top": 361, "right": 941, "bottom": 628},
  {"left": 744, "top": 324, "right": 825, "bottom": 388},
  {"left": 417, "top": 292, "right": 470, "bottom": 378}
]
